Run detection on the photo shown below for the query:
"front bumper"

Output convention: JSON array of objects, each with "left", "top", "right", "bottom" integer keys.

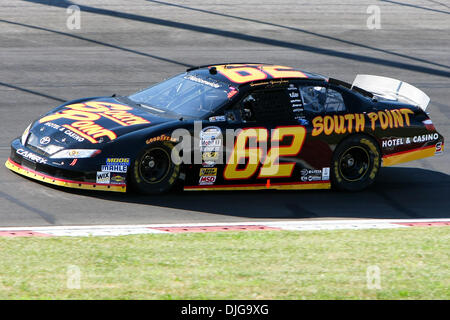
[{"left": 6, "top": 139, "right": 126, "bottom": 193}]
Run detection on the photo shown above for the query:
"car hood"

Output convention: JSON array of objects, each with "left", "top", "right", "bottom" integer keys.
[{"left": 25, "top": 97, "right": 173, "bottom": 152}]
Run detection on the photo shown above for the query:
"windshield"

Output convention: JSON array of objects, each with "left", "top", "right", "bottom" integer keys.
[{"left": 128, "top": 73, "right": 235, "bottom": 118}]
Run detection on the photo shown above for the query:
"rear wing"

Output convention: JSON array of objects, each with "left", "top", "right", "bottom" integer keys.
[{"left": 352, "top": 75, "right": 430, "bottom": 110}]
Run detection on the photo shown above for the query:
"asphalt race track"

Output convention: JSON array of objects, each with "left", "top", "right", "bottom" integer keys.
[{"left": 0, "top": 0, "right": 449, "bottom": 227}]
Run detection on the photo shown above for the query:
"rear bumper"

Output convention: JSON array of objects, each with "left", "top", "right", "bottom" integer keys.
[
  {"left": 382, "top": 142, "right": 444, "bottom": 167},
  {"left": 6, "top": 139, "right": 126, "bottom": 192}
]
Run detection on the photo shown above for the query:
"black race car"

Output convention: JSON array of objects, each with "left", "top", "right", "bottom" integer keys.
[{"left": 6, "top": 63, "right": 444, "bottom": 194}]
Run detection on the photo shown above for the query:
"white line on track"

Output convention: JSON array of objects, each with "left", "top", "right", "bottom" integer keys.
[{"left": 0, "top": 218, "right": 449, "bottom": 237}]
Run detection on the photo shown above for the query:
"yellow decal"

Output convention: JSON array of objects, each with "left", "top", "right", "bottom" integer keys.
[
  {"left": 224, "top": 128, "right": 267, "bottom": 180},
  {"left": 39, "top": 102, "right": 150, "bottom": 143},
  {"left": 258, "top": 126, "right": 306, "bottom": 178},
  {"left": 312, "top": 109, "right": 413, "bottom": 136},
  {"left": 146, "top": 134, "right": 177, "bottom": 145},
  {"left": 200, "top": 168, "right": 218, "bottom": 176},
  {"left": 224, "top": 126, "right": 306, "bottom": 180},
  {"left": 215, "top": 64, "right": 307, "bottom": 84}
]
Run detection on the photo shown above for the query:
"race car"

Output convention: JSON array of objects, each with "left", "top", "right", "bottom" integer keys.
[{"left": 5, "top": 63, "right": 444, "bottom": 194}]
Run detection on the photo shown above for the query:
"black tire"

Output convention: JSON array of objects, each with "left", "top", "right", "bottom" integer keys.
[
  {"left": 331, "top": 134, "right": 381, "bottom": 192},
  {"left": 130, "top": 142, "right": 180, "bottom": 194}
]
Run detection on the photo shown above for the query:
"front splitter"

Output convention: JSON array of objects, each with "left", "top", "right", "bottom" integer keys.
[{"left": 5, "top": 158, "right": 126, "bottom": 193}]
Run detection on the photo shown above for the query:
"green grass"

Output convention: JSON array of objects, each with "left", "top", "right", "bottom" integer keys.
[{"left": 0, "top": 227, "right": 448, "bottom": 299}]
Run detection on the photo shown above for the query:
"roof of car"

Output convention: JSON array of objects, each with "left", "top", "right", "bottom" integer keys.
[{"left": 187, "top": 63, "right": 327, "bottom": 86}]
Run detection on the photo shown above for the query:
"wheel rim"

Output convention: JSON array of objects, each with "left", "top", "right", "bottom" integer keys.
[
  {"left": 338, "top": 146, "right": 370, "bottom": 182},
  {"left": 138, "top": 148, "right": 171, "bottom": 184}
]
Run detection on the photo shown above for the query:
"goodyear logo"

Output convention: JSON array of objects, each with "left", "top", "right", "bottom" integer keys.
[{"left": 200, "top": 168, "right": 217, "bottom": 176}]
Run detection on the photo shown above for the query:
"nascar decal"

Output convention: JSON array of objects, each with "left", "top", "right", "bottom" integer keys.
[
  {"left": 214, "top": 64, "right": 307, "bottom": 83},
  {"left": 312, "top": 109, "right": 414, "bottom": 136},
  {"left": 38, "top": 102, "right": 150, "bottom": 143}
]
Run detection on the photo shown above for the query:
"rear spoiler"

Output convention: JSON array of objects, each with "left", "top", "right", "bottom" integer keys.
[{"left": 352, "top": 75, "right": 430, "bottom": 110}]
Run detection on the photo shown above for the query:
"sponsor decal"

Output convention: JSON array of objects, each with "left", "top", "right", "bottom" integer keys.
[
  {"left": 227, "top": 87, "right": 238, "bottom": 99},
  {"left": 40, "top": 136, "right": 51, "bottom": 145},
  {"left": 413, "top": 133, "right": 439, "bottom": 143},
  {"left": 297, "top": 118, "right": 309, "bottom": 125},
  {"left": 300, "top": 168, "right": 323, "bottom": 182},
  {"left": 200, "top": 167, "right": 217, "bottom": 176},
  {"left": 101, "top": 165, "right": 127, "bottom": 173},
  {"left": 96, "top": 171, "right": 110, "bottom": 184},
  {"left": 102, "top": 158, "right": 130, "bottom": 173},
  {"left": 202, "top": 151, "right": 220, "bottom": 167},
  {"left": 16, "top": 148, "right": 47, "bottom": 164},
  {"left": 110, "top": 173, "right": 126, "bottom": 184},
  {"left": 208, "top": 115, "right": 226, "bottom": 122},
  {"left": 382, "top": 137, "right": 406, "bottom": 148},
  {"left": 63, "top": 128, "right": 85, "bottom": 142},
  {"left": 69, "top": 159, "right": 77, "bottom": 166},
  {"left": 106, "top": 158, "right": 130, "bottom": 166},
  {"left": 200, "top": 126, "right": 222, "bottom": 153},
  {"left": 289, "top": 91, "right": 299, "bottom": 98},
  {"left": 322, "top": 167, "right": 330, "bottom": 180},
  {"left": 146, "top": 134, "right": 177, "bottom": 145},
  {"left": 38, "top": 102, "right": 150, "bottom": 143},
  {"left": 200, "top": 139, "right": 221, "bottom": 147},
  {"left": 199, "top": 175, "right": 216, "bottom": 185},
  {"left": 435, "top": 142, "right": 443, "bottom": 154},
  {"left": 44, "top": 122, "right": 61, "bottom": 130},
  {"left": 312, "top": 108, "right": 414, "bottom": 136},
  {"left": 184, "top": 75, "right": 220, "bottom": 88},
  {"left": 382, "top": 133, "right": 439, "bottom": 149}
]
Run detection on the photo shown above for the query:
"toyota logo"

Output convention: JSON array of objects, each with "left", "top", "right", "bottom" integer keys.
[{"left": 40, "top": 136, "right": 51, "bottom": 145}]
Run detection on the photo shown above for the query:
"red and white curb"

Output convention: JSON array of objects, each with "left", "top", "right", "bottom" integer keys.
[{"left": 0, "top": 219, "right": 449, "bottom": 237}]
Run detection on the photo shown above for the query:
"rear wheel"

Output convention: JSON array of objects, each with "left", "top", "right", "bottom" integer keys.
[
  {"left": 331, "top": 135, "right": 381, "bottom": 191},
  {"left": 130, "top": 142, "right": 180, "bottom": 194}
]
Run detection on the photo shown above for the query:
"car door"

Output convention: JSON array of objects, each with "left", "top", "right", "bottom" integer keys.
[{"left": 192, "top": 83, "right": 313, "bottom": 190}]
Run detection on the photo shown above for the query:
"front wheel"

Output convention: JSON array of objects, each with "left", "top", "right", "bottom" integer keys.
[
  {"left": 331, "top": 135, "right": 381, "bottom": 192},
  {"left": 130, "top": 142, "right": 180, "bottom": 194}
]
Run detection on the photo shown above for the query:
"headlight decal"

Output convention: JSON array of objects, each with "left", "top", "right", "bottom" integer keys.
[{"left": 49, "top": 149, "right": 101, "bottom": 159}]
